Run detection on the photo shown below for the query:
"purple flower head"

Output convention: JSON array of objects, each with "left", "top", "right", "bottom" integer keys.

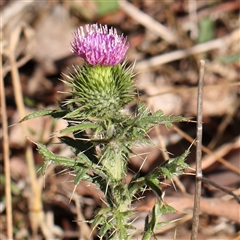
[{"left": 71, "top": 24, "right": 129, "bottom": 66}]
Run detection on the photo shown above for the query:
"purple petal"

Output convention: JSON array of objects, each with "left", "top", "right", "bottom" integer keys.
[{"left": 71, "top": 24, "right": 129, "bottom": 66}]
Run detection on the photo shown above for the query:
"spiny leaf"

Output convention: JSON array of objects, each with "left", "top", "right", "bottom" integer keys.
[
  {"left": 128, "top": 172, "right": 145, "bottom": 196},
  {"left": 20, "top": 109, "right": 67, "bottom": 122},
  {"left": 74, "top": 166, "right": 88, "bottom": 186},
  {"left": 59, "top": 136, "right": 97, "bottom": 163},
  {"left": 145, "top": 178, "right": 162, "bottom": 198},
  {"left": 150, "top": 204, "right": 158, "bottom": 230},
  {"left": 35, "top": 142, "right": 76, "bottom": 168},
  {"left": 155, "top": 221, "right": 171, "bottom": 229},
  {"left": 99, "top": 222, "right": 112, "bottom": 238},
  {"left": 158, "top": 204, "right": 176, "bottom": 214},
  {"left": 41, "top": 157, "right": 52, "bottom": 176},
  {"left": 92, "top": 214, "right": 105, "bottom": 229},
  {"left": 160, "top": 149, "right": 190, "bottom": 178},
  {"left": 143, "top": 202, "right": 175, "bottom": 240},
  {"left": 59, "top": 122, "right": 101, "bottom": 134},
  {"left": 148, "top": 149, "right": 190, "bottom": 181}
]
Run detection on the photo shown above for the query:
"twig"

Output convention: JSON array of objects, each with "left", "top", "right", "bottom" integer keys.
[
  {"left": 208, "top": 103, "right": 238, "bottom": 150},
  {"left": 0, "top": 37, "right": 13, "bottom": 240},
  {"left": 119, "top": 0, "right": 178, "bottom": 44},
  {"left": 165, "top": 196, "right": 240, "bottom": 223},
  {"left": 135, "top": 38, "right": 223, "bottom": 71},
  {"left": 72, "top": 195, "right": 93, "bottom": 240},
  {"left": 180, "top": 1, "right": 240, "bottom": 28},
  {"left": 135, "top": 28, "right": 239, "bottom": 71},
  {"left": 128, "top": 81, "right": 240, "bottom": 108},
  {"left": 1, "top": 0, "right": 35, "bottom": 28},
  {"left": 198, "top": 176, "right": 240, "bottom": 204},
  {"left": 188, "top": 0, "right": 198, "bottom": 40},
  {"left": 7, "top": 25, "right": 38, "bottom": 196},
  {"left": 190, "top": 60, "right": 205, "bottom": 240},
  {"left": 172, "top": 126, "right": 240, "bottom": 174},
  {"left": 221, "top": 188, "right": 240, "bottom": 201},
  {"left": 5, "top": 24, "right": 48, "bottom": 238},
  {"left": 2, "top": 53, "right": 33, "bottom": 77}
]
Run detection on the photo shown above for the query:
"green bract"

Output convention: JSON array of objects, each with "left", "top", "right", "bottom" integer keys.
[{"left": 62, "top": 63, "right": 135, "bottom": 119}]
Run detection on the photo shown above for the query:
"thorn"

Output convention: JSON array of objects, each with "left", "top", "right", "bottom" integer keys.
[
  {"left": 139, "top": 156, "right": 147, "bottom": 172},
  {"left": 173, "top": 227, "right": 177, "bottom": 240},
  {"left": 171, "top": 178, "right": 177, "bottom": 192},
  {"left": 69, "top": 185, "right": 77, "bottom": 203}
]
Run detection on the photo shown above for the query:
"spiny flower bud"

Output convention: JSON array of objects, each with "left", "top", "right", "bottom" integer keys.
[{"left": 71, "top": 24, "right": 129, "bottom": 66}]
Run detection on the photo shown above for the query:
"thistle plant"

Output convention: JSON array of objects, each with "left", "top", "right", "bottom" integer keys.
[{"left": 22, "top": 24, "right": 190, "bottom": 240}]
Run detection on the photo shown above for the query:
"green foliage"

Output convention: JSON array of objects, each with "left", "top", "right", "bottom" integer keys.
[
  {"left": 94, "top": 0, "right": 119, "bottom": 17},
  {"left": 149, "top": 149, "right": 190, "bottom": 181},
  {"left": 143, "top": 202, "right": 176, "bottom": 240},
  {"left": 21, "top": 61, "right": 190, "bottom": 239},
  {"left": 216, "top": 52, "right": 240, "bottom": 64},
  {"left": 24, "top": 96, "right": 36, "bottom": 107},
  {"left": 20, "top": 109, "right": 67, "bottom": 122},
  {"left": 197, "top": 17, "right": 215, "bottom": 43},
  {"left": 0, "top": 174, "right": 21, "bottom": 196}
]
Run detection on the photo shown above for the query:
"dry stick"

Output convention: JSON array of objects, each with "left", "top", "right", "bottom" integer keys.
[
  {"left": 7, "top": 33, "right": 37, "bottom": 194},
  {"left": 7, "top": 51, "right": 39, "bottom": 234},
  {"left": 119, "top": 0, "right": 178, "bottom": 44},
  {"left": 6, "top": 25, "right": 50, "bottom": 238},
  {"left": 9, "top": 56, "right": 53, "bottom": 237},
  {"left": 135, "top": 28, "right": 239, "bottom": 72},
  {"left": 128, "top": 81, "right": 240, "bottom": 109},
  {"left": 0, "top": 44, "right": 13, "bottom": 240},
  {"left": 172, "top": 125, "right": 240, "bottom": 175},
  {"left": 180, "top": 1, "right": 240, "bottom": 28},
  {"left": 208, "top": 104, "right": 238, "bottom": 150},
  {"left": 188, "top": 0, "right": 198, "bottom": 40},
  {"left": 2, "top": 53, "right": 33, "bottom": 77},
  {"left": 198, "top": 176, "right": 240, "bottom": 204},
  {"left": 1, "top": 0, "right": 35, "bottom": 27},
  {"left": 190, "top": 60, "right": 205, "bottom": 240},
  {"left": 72, "top": 195, "right": 93, "bottom": 240},
  {"left": 135, "top": 38, "right": 223, "bottom": 71},
  {"left": 221, "top": 188, "right": 240, "bottom": 201}
]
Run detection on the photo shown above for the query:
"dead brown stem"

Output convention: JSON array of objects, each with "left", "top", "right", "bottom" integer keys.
[
  {"left": 190, "top": 60, "right": 205, "bottom": 240},
  {"left": 1, "top": 37, "right": 13, "bottom": 240}
]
